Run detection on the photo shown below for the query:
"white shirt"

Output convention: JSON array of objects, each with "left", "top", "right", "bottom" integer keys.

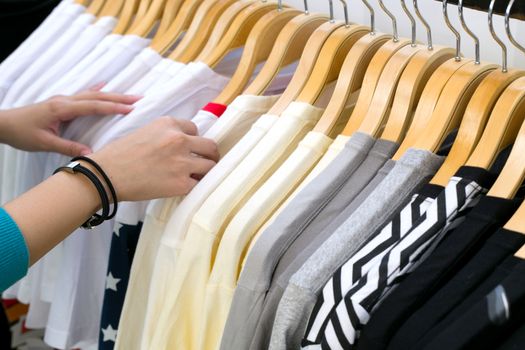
[
  {"left": 49, "top": 34, "right": 151, "bottom": 99},
  {"left": 43, "top": 62, "right": 229, "bottom": 349},
  {"left": 32, "top": 60, "right": 186, "bottom": 329},
  {"left": 2, "top": 12, "right": 96, "bottom": 109},
  {"left": 14, "top": 16, "right": 118, "bottom": 106},
  {"left": 41, "top": 34, "right": 123, "bottom": 99},
  {"left": 0, "top": 0, "right": 85, "bottom": 103}
]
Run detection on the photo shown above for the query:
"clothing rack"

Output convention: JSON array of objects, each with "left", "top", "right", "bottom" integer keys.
[{"left": 436, "top": 0, "right": 525, "bottom": 20}]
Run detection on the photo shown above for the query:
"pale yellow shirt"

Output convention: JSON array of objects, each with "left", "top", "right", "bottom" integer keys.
[
  {"left": 245, "top": 134, "right": 351, "bottom": 259},
  {"left": 116, "top": 95, "right": 279, "bottom": 350},
  {"left": 149, "top": 102, "right": 323, "bottom": 350},
  {"left": 197, "top": 131, "right": 332, "bottom": 350}
]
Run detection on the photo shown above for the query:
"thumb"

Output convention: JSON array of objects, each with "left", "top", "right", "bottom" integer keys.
[{"left": 46, "top": 135, "right": 92, "bottom": 157}]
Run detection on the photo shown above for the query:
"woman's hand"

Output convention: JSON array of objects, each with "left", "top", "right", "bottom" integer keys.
[
  {"left": 0, "top": 90, "right": 140, "bottom": 156},
  {"left": 89, "top": 116, "right": 220, "bottom": 201}
]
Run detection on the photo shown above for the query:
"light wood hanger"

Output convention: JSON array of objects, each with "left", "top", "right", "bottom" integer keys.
[
  {"left": 86, "top": 0, "right": 106, "bottom": 15},
  {"left": 212, "top": 7, "right": 303, "bottom": 105},
  {"left": 392, "top": 0, "right": 497, "bottom": 161},
  {"left": 113, "top": 0, "right": 140, "bottom": 35},
  {"left": 340, "top": 0, "right": 414, "bottom": 136},
  {"left": 150, "top": 0, "right": 228, "bottom": 56},
  {"left": 156, "top": 0, "right": 186, "bottom": 35},
  {"left": 380, "top": 1, "right": 456, "bottom": 143},
  {"left": 431, "top": 0, "right": 525, "bottom": 186},
  {"left": 407, "top": 61, "right": 497, "bottom": 160},
  {"left": 313, "top": 0, "right": 390, "bottom": 135},
  {"left": 294, "top": 0, "right": 374, "bottom": 106},
  {"left": 75, "top": 0, "right": 91, "bottom": 6},
  {"left": 313, "top": 32, "right": 392, "bottom": 136},
  {"left": 127, "top": 0, "right": 169, "bottom": 37},
  {"left": 494, "top": 0, "right": 525, "bottom": 251},
  {"left": 267, "top": 20, "right": 346, "bottom": 116},
  {"left": 98, "top": 0, "right": 124, "bottom": 18},
  {"left": 200, "top": 1, "right": 281, "bottom": 67},
  {"left": 172, "top": 0, "right": 253, "bottom": 62},
  {"left": 243, "top": 12, "right": 329, "bottom": 96}
]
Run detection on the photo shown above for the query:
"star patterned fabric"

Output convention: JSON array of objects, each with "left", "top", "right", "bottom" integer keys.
[{"left": 99, "top": 221, "right": 143, "bottom": 349}]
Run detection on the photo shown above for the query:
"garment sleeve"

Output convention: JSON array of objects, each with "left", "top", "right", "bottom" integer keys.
[{"left": 0, "top": 207, "right": 29, "bottom": 292}]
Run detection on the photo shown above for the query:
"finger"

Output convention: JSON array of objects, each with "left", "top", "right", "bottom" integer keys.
[
  {"left": 59, "top": 100, "right": 135, "bottom": 120},
  {"left": 189, "top": 157, "right": 217, "bottom": 176},
  {"left": 172, "top": 119, "right": 198, "bottom": 136},
  {"left": 44, "top": 135, "right": 92, "bottom": 157},
  {"left": 88, "top": 82, "right": 107, "bottom": 91},
  {"left": 187, "top": 136, "right": 220, "bottom": 162},
  {"left": 71, "top": 91, "right": 142, "bottom": 105},
  {"left": 181, "top": 177, "right": 199, "bottom": 195}
]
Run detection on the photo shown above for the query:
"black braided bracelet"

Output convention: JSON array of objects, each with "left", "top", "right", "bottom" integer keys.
[
  {"left": 71, "top": 156, "right": 118, "bottom": 220},
  {"left": 53, "top": 161, "right": 110, "bottom": 229}
]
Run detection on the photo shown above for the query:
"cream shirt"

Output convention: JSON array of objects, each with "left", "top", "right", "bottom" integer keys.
[
  {"left": 149, "top": 102, "right": 323, "bottom": 350},
  {"left": 116, "top": 94, "right": 280, "bottom": 350},
  {"left": 198, "top": 131, "right": 332, "bottom": 350}
]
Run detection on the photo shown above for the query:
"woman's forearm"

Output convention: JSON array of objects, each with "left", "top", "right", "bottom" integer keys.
[{"left": 4, "top": 168, "right": 102, "bottom": 265}]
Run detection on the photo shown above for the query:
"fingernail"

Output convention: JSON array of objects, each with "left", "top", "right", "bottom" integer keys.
[{"left": 81, "top": 149, "right": 92, "bottom": 156}]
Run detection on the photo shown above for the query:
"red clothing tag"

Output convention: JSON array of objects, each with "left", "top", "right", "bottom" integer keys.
[{"left": 202, "top": 102, "right": 227, "bottom": 117}]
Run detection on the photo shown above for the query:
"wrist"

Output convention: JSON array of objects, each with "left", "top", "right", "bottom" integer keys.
[{"left": 0, "top": 110, "right": 15, "bottom": 145}]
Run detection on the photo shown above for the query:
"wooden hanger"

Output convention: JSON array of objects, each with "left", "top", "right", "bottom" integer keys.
[
  {"left": 98, "top": 0, "right": 124, "bottom": 18},
  {"left": 266, "top": 5, "right": 347, "bottom": 115},
  {"left": 313, "top": 31, "right": 392, "bottom": 136},
  {"left": 380, "top": 1, "right": 456, "bottom": 143},
  {"left": 127, "top": 0, "right": 169, "bottom": 37},
  {"left": 480, "top": 78, "right": 525, "bottom": 198},
  {"left": 86, "top": 0, "right": 106, "bottom": 15},
  {"left": 172, "top": 0, "right": 253, "bottom": 62},
  {"left": 242, "top": 12, "right": 329, "bottom": 96},
  {"left": 150, "top": 0, "right": 223, "bottom": 55},
  {"left": 340, "top": 0, "right": 416, "bottom": 136},
  {"left": 430, "top": 1, "right": 525, "bottom": 186},
  {"left": 156, "top": 0, "right": 186, "bottom": 36},
  {"left": 75, "top": 0, "right": 91, "bottom": 6},
  {"left": 199, "top": 1, "right": 281, "bottom": 67},
  {"left": 378, "top": 46, "right": 455, "bottom": 142},
  {"left": 392, "top": 0, "right": 497, "bottom": 161},
  {"left": 212, "top": 7, "right": 303, "bottom": 105},
  {"left": 407, "top": 61, "right": 497, "bottom": 159},
  {"left": 113, "top": 0, "right": 140, "bottom": 35},
  {"left": 293, "top": 22, "right": 371, "bottom": 105}
]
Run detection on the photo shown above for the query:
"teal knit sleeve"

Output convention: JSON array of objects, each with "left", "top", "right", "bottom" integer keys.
[{"left": 0, "top": 208, "right": 29, "bottom": 292}]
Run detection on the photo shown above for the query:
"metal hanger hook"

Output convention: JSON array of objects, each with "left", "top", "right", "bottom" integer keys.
[
  {"left": 458, "top": 0, "right": 480, "bottom": 64},
  {"left": 413, "top": 0, "right": 433, "bottom": 50},
  {"left": 303, "top": 0, "right": 309, "bottom": 14},
  {"left": 378, "top": 0, "right": 399, "bottom": 42},
  {"left": 489, "top": 0, "right": 508, "bottom": 72},
  {"left": 278, "top": 0, "right": 283, "bottom": 11},
  {"left": 361, "top": 0, "right": 376, "bottom": 34},
  {"left": 339, "top": 0, "right": 350, "bottom": 27},
  {"left": 400, "top": 0, "right": 417, "bottom": 46},
  {"left": 506, "top": 0, "right": 525, "bottom": 55},
  {"left": 328, "top": 0, "right": 335, "bottom": 22},
  {"left": 443, "top": 0, "right": 462, "bottom": 61}
]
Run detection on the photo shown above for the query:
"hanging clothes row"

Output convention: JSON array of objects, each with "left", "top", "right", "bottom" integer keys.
[{"left": 1, "top": 0, "right": 525, "bottom": 349}]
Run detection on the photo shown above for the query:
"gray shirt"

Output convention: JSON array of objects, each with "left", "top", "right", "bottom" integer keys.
[
  {"left": 247, "top": 138, "right": 399, "bottom": 350},
  {"left": 219, "top": 132, "right": 375, "bottom": 350},
  {"left": 268, "top": 148, "right": 444, "bottom": 350},
  {"left": 250, "top": 155, "right": 395, "bottom": 350}
]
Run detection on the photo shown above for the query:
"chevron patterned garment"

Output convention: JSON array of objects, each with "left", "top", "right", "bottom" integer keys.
[{"left": 303, "top": 167, "right": 496, "bottom": 349}]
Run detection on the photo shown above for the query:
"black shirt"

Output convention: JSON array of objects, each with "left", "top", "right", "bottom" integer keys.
[
  {"left": 388, "top": 228, "right": 525, "bottom": 350},
  {"left": 357, "top": 195, "right": 521, "bottom": 350},
  {"left": 422, "top": 260, "right": 525, "bottom": 350}
]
